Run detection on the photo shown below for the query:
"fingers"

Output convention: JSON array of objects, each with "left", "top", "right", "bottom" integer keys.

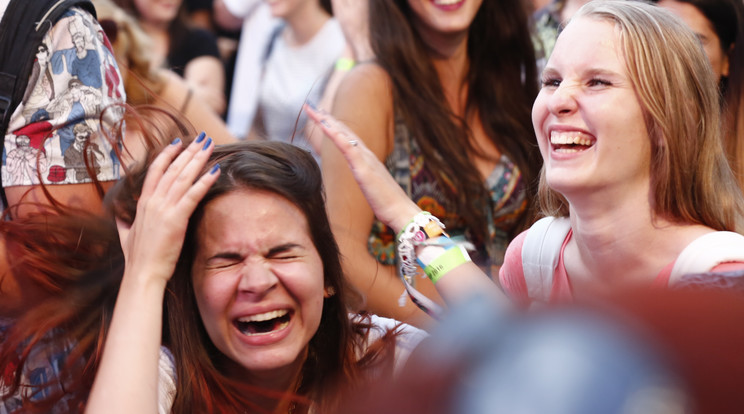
[
  {"left": 140, "top": 132, "right": 212, "bottom": 204},
  {"left": 304, "top": 104, "right": 368, "bottom": 158}
]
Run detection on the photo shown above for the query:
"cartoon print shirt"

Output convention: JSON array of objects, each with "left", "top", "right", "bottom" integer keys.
[{"left": 2, "top": 6, "right": 126, "bottom": 189}]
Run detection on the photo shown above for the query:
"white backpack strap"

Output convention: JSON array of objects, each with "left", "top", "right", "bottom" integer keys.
[
  {"left": 521, "top": 216, "right": 572, "bottom": 302},
  {"left": 669, "top": 231, "right": 744, "bottom": 284}
]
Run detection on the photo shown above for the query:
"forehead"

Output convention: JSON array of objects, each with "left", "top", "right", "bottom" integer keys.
[
  {"left": 197, "top": 189, "right": 312, "bottom": 248},
  {"left": 547, "top": 17, "right": 625, "bottom": 72}
]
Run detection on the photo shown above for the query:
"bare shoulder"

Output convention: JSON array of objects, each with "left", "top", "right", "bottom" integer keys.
[
  {"left": 333, "top": 62, "right": 393, "bottom": 113},
  {"left": 331, "top": 62, "right": 395, "bottom": 158}
]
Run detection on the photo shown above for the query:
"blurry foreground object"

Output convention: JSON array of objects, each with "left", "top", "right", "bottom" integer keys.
[{"left": 335, "top": 283, "right": 744, "bottom": 414}]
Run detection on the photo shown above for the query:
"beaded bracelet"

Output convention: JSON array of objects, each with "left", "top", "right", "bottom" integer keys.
[{"left": 396, "top": 212, "right": 473, "bottom": 318}]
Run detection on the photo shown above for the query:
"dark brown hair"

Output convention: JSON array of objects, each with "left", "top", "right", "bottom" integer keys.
[
  {"left": 368, "top": 0, "right": 541, "bottom": 241},
  {"left": 1, "top": 118, "right": 397, "bottom": 412}
]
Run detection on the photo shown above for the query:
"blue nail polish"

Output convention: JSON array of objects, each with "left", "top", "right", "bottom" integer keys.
[
  {"left": 210, "top": 163, "right": 220, "bottom": 174},
  {"left": 202, "top": 137, "right": 212, "bottom": 150},
  {"left": 306, "top": 100, "right": 318, "bottom": 110},
  {"left": 320, "top": 119, "right": 330, "bottom": 128},
  {"left": 195, "top": 131, "right": 206, "bottom": 143},
  {"left": 171, "top": 138, "right": 181, "bottom": 145}
]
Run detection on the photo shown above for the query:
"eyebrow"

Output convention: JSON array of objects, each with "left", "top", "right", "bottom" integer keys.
[
  {"left": 541, "top": 67, "right": 622, "bottom": 81},
  {"left": 205, "top": 243, "right": 304, "bottom": 262},
  {"left": 267, "top": 243, "right": 302, "bottom": 256}
]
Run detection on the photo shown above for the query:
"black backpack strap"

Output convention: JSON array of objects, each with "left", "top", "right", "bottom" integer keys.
[{"left": 0, "top": 0, "right": 96, "bottom": 210}]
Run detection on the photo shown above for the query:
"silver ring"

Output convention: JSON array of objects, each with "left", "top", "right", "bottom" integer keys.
[{"left": 348, "top": 140, "right": 359, "bottom": 147}]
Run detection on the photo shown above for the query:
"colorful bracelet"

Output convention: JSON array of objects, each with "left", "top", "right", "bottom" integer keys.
[
  {"left": 423, "top": 244, "right": 471, "bottom": 284},
  {"left": 397, "top": 212, "right": 446, "bottom": 284}
]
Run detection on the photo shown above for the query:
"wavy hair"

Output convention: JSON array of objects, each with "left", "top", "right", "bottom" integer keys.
[
  {"left": 368, "top": 0, "right": 541, "bottom": 241},
  {"left": 1, "top": 117, "right": 396, "bottom": 412},
  {"left": 538, "top": 0, "right": 744, "bottom": 232}
]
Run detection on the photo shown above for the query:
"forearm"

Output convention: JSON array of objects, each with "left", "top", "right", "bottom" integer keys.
[
  {"left": 340, "top": 242, "right": 436, "bottom": 329},
  {"left": 85, "top": 274, "right": 167, "bottom": 414}
]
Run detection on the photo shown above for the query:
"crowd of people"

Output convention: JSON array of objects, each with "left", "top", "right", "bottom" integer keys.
[{"left": 1, "top": 0, "right": 744, "bottom": 413}]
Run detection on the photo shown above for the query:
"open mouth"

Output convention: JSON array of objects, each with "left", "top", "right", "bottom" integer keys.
[
  {"left": 234, "top": 309, "right": 292, "bottom": 336},
  {"left": 550, "top": 131, "right": 595, "bottom": 153}
]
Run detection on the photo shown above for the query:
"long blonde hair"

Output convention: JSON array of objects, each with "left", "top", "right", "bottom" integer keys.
[{"left": 539, "top": 0, "right": 744, "bottom": 232}]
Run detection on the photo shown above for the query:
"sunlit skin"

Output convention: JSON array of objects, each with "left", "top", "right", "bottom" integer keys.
[
  {"left": 191, "top": 189, "right": 325, "bottom": 390},
  {"left": 532, "top": 17, "right": 652, "bottom": 207},
  {"left": 134, "top": 0, "right": 182, "bottom": 27},
  {"left": 658, "top": 0, "right": 730, "bottom": 80},
  {"left": 407, "top": 0, "right": 483, "bottom": 55},
  {"left": 264, "top": 0, "right": 315, "bottom": 20}
]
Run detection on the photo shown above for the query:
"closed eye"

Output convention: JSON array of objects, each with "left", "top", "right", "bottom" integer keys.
[
  {"left": 206, "top": 253, "right": 243, "bottom": 269},
  {"left": 267, "top": 243, "right": 303, "bottom": 261},
  {"left": 587, "top": 78, "right": 611, "bottom": 87},
  {"left": 541, "top": 77, "right": 561, "bottom": 88}
]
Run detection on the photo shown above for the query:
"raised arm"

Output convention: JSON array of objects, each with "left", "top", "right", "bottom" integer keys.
[
  {"left": 306, "top": 106, "right": 507, "bottom": 309},
  {"left": 85, "top": 135, "right": 219, "bottom": 414},
  {"left": 314, "top": 64, "right": 437, "bottom": 328}
]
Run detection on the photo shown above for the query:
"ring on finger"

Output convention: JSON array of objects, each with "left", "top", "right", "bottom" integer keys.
[{"left": 348, "top": 139, "right": 359, "bottom": 147}]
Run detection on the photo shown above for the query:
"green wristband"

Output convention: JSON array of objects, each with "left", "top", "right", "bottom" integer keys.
[
  {"left": 335, "top": 57, "right": 356, "bottom": 71},
  {"left": 423, "top": 245, "right": 471, "bottom": 284}
]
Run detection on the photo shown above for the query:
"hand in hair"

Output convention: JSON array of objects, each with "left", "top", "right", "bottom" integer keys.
[
  {"left": 116, "top": 133, "right": 220, "bottom": 286},
  {"left": 87, "top": 133, "right": 219, "bottom": 414},
  {"left": 305, "top": 105, "right": 419, "bottom": 233}
]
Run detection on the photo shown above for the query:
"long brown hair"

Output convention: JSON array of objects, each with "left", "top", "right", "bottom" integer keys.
[
  {"left": 368, "top": 0, "right": 541, "bottom": 240},
  {"left": 1, "top": 116, "right": 397, "bottom": 412}
]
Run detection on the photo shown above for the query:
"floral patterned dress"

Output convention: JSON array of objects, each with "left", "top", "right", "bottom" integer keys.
[{"left": 367, "top": 116, "right": 528, "bottom": 279}]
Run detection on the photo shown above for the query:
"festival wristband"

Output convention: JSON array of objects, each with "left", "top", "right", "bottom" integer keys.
[
  {"left": 423, "top": 245, "right": 472, "bottom": 284},
  {"left": 335, "top": 57, "right": 356, "bottom": 71}
]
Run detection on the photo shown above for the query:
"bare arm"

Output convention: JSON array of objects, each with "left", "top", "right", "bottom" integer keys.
[
  {"left": 159, "top": 69, "right": 236, "bottom": 145},
  {"left": 318, "top": 65, "right": 436, "bottom": 329},
  {"left": 85, "top": 137, "right": 219, "bottom": 414},
  {"left": 307, "top": 105, "right": 507, "bottom": 309},
  {"left": 183, "top": 56, "right": 226, "bottom": 115}
]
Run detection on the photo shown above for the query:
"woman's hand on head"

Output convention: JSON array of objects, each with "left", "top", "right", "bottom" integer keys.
[
  {"left": 305, "top": 105, "right": 420, "bottom": 232},
  {"left": 117, "top": 133, "right": 220, "bottom": 287}
]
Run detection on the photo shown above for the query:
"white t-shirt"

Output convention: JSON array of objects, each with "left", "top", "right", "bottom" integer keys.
[
  {"left": 222, "top": 0, "right": 279, "bottom": 140},
  {"left": 257, "top": 18, "right": 344, "bottom": 162}
]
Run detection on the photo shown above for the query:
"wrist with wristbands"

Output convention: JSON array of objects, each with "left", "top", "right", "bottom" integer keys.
[{"left": 397, "top": 212, "right": 472, "bottom": 285}]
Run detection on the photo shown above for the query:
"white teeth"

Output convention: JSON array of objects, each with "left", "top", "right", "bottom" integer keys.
[
  {"left": 434, "top": 0, "right": 462, "bottom": 5},
  {"left": 550, "top": 131, "right": 594, "bottom": 146},
  {"left": 237, "top": 309, "right": 288, "bottom": 323}
]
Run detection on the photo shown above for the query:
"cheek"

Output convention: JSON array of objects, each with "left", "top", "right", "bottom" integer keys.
[
  {"left": 531, "top": 93, "right": 549, "bottom": 152},
  {"left": 193, "top": 277, "right": 230, "bottom": 329}
]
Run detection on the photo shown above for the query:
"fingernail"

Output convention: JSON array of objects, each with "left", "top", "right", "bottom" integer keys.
[
  {"left": 210, "top": 163, "right": 220, "bottom": 175},
  {"left": 320, "top": 119, "right": 330, "bottom": 128},
  {"left": 202, "top": 137, "right": 213, "bottom": 150},
  {"left": 171, "top": 138, "right": 181, "bottom": 145},
  {"left": 195, "top": 131, "right": 206, "bottom": 143},
  {"left": 306, "top": 100, "right": 318, "bottom": 111}
]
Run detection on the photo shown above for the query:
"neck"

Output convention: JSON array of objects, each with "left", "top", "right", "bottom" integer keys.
[
  {"left": 563, "top": 188, "right": 713, "bottom": 293},
  {"left": 140, "top": 19, "right": 169, "bottom": 34},
  {"left": 283, "top": 3, "right": 330, "bottom": 46}
]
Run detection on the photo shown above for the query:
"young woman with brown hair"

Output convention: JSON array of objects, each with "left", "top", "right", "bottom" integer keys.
[
  {"left": 1, "top": 129, "right": 423, "bottom": 412},
  {"left": 321, "top": 0, "right": 540, "bottom": 327}
]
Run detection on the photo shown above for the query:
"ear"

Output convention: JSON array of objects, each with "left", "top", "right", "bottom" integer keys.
[
  {"left": 722, "top": 43, "right": 733, "bottom": 78},
  {"left": 324, "top": 286, "right": 336, "bottom": 298}
]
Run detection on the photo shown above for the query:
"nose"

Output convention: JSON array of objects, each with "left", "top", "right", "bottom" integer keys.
[
  {"left": 547, "top": 82, "right": 579, "bottom": 116},
  {"left": 237, "top": 259, "right": 278, "bottom": 298}
]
